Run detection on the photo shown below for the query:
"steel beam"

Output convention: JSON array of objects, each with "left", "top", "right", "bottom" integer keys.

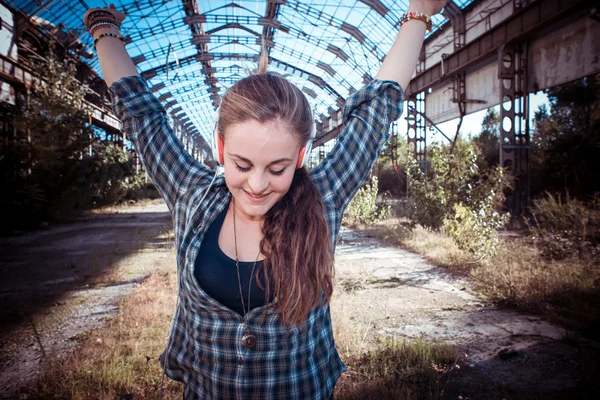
[{"left": 406, "top": 0, "right": 590, "bottom": 97}]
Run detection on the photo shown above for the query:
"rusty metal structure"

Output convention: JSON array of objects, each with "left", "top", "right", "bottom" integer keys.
[{"left": 1, "top": 0, "right": 599, "bottom": 213}]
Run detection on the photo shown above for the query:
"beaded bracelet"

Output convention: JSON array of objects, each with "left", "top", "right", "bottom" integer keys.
[
  {"left": 89, "top": 21, "right": 119, "bottom": 37},
  {"left": 399, "top": 11, "right": 432, "bottom": 32},
  {"left": 88, "top": 17, "right": 119, "bottom": 30},
  {"left": 89, "top": 20, "right": 119, "bottom": 29},
  {"left": 93, "top": 32, "right": 125, "bottom": 50},
  {"left": 88, "top": 10, "right": 117, "bottom": 19},
  {"left": 90, "top": 26, "right": 118, "bottom": 38},
  {"left": 85, "top": 15, "right": 121, "bottom": 29},
  {"left": 86, "top": 14, "right": 120, "bottom": 29},
  {"left": 89, "top": 21, "right": 118, "bottom": 32}
]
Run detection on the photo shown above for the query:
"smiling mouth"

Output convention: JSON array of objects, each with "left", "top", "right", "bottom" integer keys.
[{"left": 244, "top": 190, "right": 270, "bottom": 199}]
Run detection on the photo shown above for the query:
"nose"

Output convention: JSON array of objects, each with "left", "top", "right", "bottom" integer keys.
[{"left": 247, "top": 170, "right": 269, "bottom": 194}]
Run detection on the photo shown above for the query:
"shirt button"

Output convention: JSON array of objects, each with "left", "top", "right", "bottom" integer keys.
[{"left": 238, "top": 358, "right": 244, "bottom": 365}]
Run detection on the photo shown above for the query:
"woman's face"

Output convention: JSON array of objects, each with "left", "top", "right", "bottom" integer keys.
[{"left": 222, "top": 119, "right": 301, "bottom": 222}]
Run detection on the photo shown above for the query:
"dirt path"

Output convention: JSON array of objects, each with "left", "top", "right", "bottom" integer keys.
[
  {"left": 0, "top": 201, "right": 173, "bottom": 399},
  {"left": 333, "top": 228, "right": 600, "bottom": 399}
]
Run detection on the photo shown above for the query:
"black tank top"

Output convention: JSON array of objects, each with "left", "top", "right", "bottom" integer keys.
[{"left": 194, "top": 205, "right": 271, "bottom": 316}]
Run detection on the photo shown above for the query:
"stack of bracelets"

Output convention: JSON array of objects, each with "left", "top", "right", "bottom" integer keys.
[
  {"left": 399, "top": 11, "right": 433, "bottom": 32},
  {"left": 85, "top": 9, "right": 429, "bottom": 49},
  {"left": 86, "top": 10, "right": 125, "bottom": 50}
]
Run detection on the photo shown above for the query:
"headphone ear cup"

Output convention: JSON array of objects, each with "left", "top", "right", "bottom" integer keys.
[
  {"left": 296, "top": 139, "right": 313, "bottom": 169},
  {"left": 212, "top": 107, "right": 223, "bottom": 165},
  {"left": 296, "top": 145, "right": 305, "bottom": 169},
  {"left": 217, "top": 134, "right": 224, "bottom": 165},
  {"left": 212, "top": 129, "right": 220, "bottom": 164}
]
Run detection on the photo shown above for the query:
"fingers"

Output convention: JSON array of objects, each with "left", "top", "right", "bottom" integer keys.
[{"left": 83, "top": 5, "right": 126, "bottom": 28}]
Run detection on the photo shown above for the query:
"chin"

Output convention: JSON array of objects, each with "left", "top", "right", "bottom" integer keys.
[{"left": 236, "top": 194, "right": 278, "bottom": 219}]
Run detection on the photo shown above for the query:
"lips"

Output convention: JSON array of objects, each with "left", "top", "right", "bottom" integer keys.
[{"left": 244, "top": 190, "right": 270, "bottom": 203}]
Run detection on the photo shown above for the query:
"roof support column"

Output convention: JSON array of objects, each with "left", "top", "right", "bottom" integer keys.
[
  {"left": 407, "top": 92, "right": 427, "bottom": 174},
  {"left": 442, "top": 1, "right": 465, "bottom": 49},
  {"left": 499, "top": 42, "right": 530, "bottom": 216}
]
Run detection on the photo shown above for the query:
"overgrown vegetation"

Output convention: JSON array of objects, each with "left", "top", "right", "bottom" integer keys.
[
  {"left": 530, "top": 75, "right": 600, "bottom": 200},
  {"left": 352, "top": 74, "right": 600, "bottom": 339},
  {"left": 344, "top": 176, "right": 391, "bottom": 225},
  {"left": 529, "top": 193, "right": 600, "bottom": 261},
  {"left": 406, "top": 141, "right": 511, "bottom": 260},
  {"left": 337, "top": 337, "right": 458, "bottom": 399},
  {"left": 28, "top": 252, "right": 183, "bottom": 400},
  {"left": 0, "top": 43, "right": 153, "bottom": 234}
]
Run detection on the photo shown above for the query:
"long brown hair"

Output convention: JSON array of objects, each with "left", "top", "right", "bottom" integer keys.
[{"left": 217, "top": 60, "right": 334, "bottom": 327}]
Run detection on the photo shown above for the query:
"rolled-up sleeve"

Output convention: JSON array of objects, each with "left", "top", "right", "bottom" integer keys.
[
  {"left": 310, "top": 79, "right": 405, "bottom": 211},
  {"left": 109, "top": 75, "right": 214, "bottom": 213}
]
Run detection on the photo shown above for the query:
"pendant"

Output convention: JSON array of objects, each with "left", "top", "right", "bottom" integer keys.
[{"left": 242, "top": 333, "right": 256, "bottom": 348}]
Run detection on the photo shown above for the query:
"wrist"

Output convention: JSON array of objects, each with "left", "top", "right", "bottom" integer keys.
[
  {"left": 407, "top": 2, "right": 436, "bottom": 16},
  {"left": 400, "top": 11, "right": 432, "bottom": 32}
]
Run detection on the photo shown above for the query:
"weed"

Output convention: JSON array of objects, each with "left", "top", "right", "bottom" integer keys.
[
  {"left": 335, "top": 336, "right": 459, "bottom": 400},
  {"left": 360, "top": 219, "right": 600, "bottom": 339},
  {"left": 26, "top": 253, "right": 183, "bottom": 399}
]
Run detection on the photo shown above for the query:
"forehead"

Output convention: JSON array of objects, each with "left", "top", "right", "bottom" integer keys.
[{"left": 224, "top": 119, "right": 300, "bottom": 160}]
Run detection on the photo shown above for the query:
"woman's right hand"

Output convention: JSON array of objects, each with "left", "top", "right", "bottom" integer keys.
[
  {"left": 83, "top": 3, "right": 126, "bottom": 30},
  {"left": 408, "top": 0, "right": 448, "bottom": 16}
]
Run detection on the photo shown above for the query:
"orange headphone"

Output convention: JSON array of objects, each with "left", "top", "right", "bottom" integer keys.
[{"left": 212, "top": 108, "right": 314, "bottom": 169}]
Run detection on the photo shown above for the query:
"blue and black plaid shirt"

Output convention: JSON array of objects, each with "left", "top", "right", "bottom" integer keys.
[{"left": 109, "top": 75, "right": 404, "bottom": 399}]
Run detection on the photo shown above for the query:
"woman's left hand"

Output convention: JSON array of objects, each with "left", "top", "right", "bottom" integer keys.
[{"left": 408, "top": 0, "right": 448, "bottom": 16}]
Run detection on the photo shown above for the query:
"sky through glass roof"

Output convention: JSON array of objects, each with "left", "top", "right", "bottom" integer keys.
[{"left": 7, "top": 0, "right": 477, "bottom": 152}]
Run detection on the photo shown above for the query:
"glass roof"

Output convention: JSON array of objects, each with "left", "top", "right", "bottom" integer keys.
[{"left": 7, "top": 0, "right": 477, "bottom": 150}]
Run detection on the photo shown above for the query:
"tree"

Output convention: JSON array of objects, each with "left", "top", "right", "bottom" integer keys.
[
  {"left": 375, "top": 135, "right": 410, "bottom": 198},
  {"left": 530, "top": 75, "right": 600, "bottom": 200},
  {"left": 1, "top": 42, "right": 144, "bottom": 233},
  {"left": 472, "top": 108, "right": 500, "bottom": 170},
  {"left": 18, "top": 43, "right": 93, "bottom": 219}
]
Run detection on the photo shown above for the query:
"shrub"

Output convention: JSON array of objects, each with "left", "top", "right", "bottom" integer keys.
[
  {"left": 344, "top": 176, "right": 391, "bottom": 225},
  {"left": 83, "top": 143, "right": 145, "bottom": 206},
  {"left": 407, "top": 142, "right": 511, "bottom": 259},
  {"left": 443, "top": 200, "right": 509, "bottom": 260},
  {"left": 529, "top": 193, "right": 600, "bottom": 260}
]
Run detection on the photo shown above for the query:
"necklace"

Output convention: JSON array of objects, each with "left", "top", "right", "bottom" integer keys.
[{"left": 232, "top": 199, "right": 261, "bottom": 317}]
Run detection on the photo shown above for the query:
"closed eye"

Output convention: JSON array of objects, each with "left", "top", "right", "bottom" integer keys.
[
  {"left": 235, "top": 163, "right": 285, "bottom": 176},
  {"left": 235, "top": 164, "right": 251, "bottom": 172}
]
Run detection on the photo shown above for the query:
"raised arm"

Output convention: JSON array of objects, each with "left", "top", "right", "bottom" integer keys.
[
  {"left": 84, "top": 5, "right": 215, "bottom": 212},
  {"left": 376, "top": 0, "right": 447, "bottom": 89},
  {"left": 84, "top": 5, "right": 137, "bottom": 86},
  {"left": 310, "top": 0, "right": 446, "bottom": 214}
]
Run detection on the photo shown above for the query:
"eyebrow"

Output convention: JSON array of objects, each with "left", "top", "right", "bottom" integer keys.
[{"left": 229, "top": 153, "right": 293, "bottom": 165}]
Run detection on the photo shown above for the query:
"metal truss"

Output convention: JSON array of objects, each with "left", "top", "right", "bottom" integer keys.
[{"left": 6, "top": 0, "right": 476, "bottom": 157}]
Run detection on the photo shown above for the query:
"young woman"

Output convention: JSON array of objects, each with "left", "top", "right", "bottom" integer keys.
[{"left": 84, "top": 1, "right": 446, "bottom": 398}]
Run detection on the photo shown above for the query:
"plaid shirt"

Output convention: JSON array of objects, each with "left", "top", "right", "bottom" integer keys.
[{"left": 109, "top": 76, "right": 404, "bottom": 399}]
